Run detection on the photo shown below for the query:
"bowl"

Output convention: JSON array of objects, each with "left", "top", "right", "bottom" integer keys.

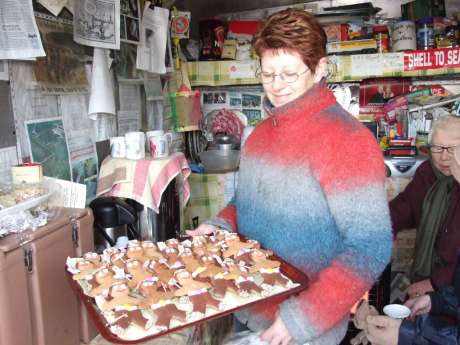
[
  {"left": 383, "top": 304, "right": 411, "bottom": 319},
  {"left": 198, "top": 149, "right": 240, "bottom": 172}
]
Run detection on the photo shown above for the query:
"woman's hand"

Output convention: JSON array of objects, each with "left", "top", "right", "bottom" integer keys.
[
  {"left": 365, "top": 315, "right": 402, "bottom": 345},
  {"left": 260, "top": 316, "right": 293, "bottom": 345},
  {"left": 185, "top": 224, "right": 218, "bottom": 236},
  {"left": 406, "top": 279, "right": 433, "bottom": 299},
  {"left": 405, "top": 294, "right": 432, "bottom": 318}
]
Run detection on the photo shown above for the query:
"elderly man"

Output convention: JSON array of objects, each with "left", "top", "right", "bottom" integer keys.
[
  {"left": 390, "top": 115, "right": 460, "bottom": 298},
  {"left": 365, "top": 128, "right": 460, "bottom": 345}
]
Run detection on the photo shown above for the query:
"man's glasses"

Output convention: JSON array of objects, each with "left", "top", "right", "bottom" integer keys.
[
  {"left": 429, "top": 145, "right": 458, "bottom": 154},
  {"left": 255, "top": 68, "right": 309, "bottom": 84}
]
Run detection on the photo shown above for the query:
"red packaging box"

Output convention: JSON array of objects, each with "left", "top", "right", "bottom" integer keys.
[{"left": 359, "top": 78, "right": 412, "bottom": 119}]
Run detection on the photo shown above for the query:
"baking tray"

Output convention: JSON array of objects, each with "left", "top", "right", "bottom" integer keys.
[{"left": 67, "top": 237, "right": 309, "bottom": 344}]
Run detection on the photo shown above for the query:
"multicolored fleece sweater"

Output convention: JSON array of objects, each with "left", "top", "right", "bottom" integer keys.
[{"left": 209, "top": 81, "right": 392, "bottom": 345}]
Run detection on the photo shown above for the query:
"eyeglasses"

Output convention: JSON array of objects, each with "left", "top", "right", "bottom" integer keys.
[
  {"left": 255, "top": 68, "right": 309, "bottom": 84},
  {"left": 429, "top": 145, "right": 458, "bottom": 154}
]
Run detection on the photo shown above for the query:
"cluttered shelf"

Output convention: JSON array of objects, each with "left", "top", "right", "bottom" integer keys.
[
  {"left": 185, "top": 47, "right": 460, "bottom": 87},
  {"left": 328, "top": 47, "right": 460, "bottom": 82}
]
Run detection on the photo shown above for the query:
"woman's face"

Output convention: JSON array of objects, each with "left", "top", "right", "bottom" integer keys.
[
  {"left": 260, "top": 50, "right": 318, "bottom": 107},
  {"left": 431, "top": 129, "right": 460, "bottom": 176}
]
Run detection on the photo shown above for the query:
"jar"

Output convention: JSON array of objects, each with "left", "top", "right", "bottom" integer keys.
[
  {"left": 416, "top": 17, "right": 434, "bottom": 50},
  {"left": 373, "top": 25, "right": 390, "bottom": 53},
  {"left": 391, "top": 20, "right": 416, "bottom": 52}
]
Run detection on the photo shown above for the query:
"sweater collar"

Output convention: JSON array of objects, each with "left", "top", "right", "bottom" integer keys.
[{"left": 263, "top": 80, "right": 337, "bottom": 126}]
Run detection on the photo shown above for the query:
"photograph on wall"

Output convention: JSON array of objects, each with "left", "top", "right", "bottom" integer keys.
[
  {"left": 120, "top": 0, "right": 140, "bottom": 44},
  {"left": 73, "top": 0, "right": 120, "bottom": 49},
  {"left": 34, "top": 16, "right": 88, "bottom": 94},
  {"left": 242, "top": 109, "right": 262, "bottom": 125},
  {"left": 25, "top": 118, "right": 72, "bottom": 181}
]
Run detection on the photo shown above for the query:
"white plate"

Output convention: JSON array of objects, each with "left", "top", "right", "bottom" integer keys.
[{"left": 383, "top": 304, "right": 411, "bottom": 319}]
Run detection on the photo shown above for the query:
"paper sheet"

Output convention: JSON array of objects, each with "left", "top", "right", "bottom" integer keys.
[
  {"left": 117, "top": 110, "right": 141, "bottom": 135},
  {"left": 136, "top": 3, "right": 169, "bottom": 74},
  {"left": 44, "top": 177, "right": 87, "bottom": 208},
  {"left": 9, "top": 62, "right": 60, "bottom": 159},
  {"left": 34, "top": 15, "right": 88, "bottom": 94},
  {"left": 73, "top": 0, "right": 120, "bottom": 49},
  {"left": 37, "top": 0, "right": 67, "bottom": 16},
  {"left": 0, "top": 61, "right": 9, "bottom": 81},
  {"left": 0, "top": 0, "right": 46, "bottom": 59},
  {"left": 119, "top": 83, "right": 141, "bottom": 112},
  {"left": 0, "top": 146, "right": 19, "bottom": 184},
  {"left": 88, "top": 48, "right": 116, "bottom": 119}
]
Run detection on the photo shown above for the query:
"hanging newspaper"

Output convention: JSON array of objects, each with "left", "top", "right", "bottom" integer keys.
[
  {"left": 34, "top": 15, "right": 88, "bottom": 94},
  {"left": 37, "top": 0, "right": 68, "bottom": 16},
  {"left": 73, "top": 0, "right": 120, "bottom": 49},
  {"left": 136, "top": 2, "right": 169, "bottom": 74},
  {"left": 0, "top": 0, "right": 45, "bottom": 59}
]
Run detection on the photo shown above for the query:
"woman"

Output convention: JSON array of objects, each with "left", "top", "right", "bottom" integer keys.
[
  {"left": 390, "top": 115, "right": 460, "bottom": 299},
  {"left": 188, "top": 8, "right": 392, "bottom": 345}
]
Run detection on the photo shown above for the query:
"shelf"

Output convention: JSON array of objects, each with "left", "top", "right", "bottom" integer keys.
[
  {"left": 186, "top": 48, "right": 460, "bottom": 86},
  {"left": 328, "top": 47, "right": 460, "bottom": 82},
  {"left": 185, "top": 60, "right": 259, "bottom": 87}
]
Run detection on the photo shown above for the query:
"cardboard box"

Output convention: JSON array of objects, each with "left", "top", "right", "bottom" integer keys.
[
  {"left": 359, "top": 78, "right": 412, "bottom": 119},
  {"left": 11, "top": 164, "right": 43, "bottom": 185}
]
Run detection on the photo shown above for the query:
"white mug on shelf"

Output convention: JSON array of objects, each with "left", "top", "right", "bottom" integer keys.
[
  {"left": 109, "top": 136, "right": 126, "bottom": 158},
  {"left": 146, "top": 130, "right": 172, "bottom": 159},
  {"left": 124, "top": 131, "right": 145, "bottom": 160}
]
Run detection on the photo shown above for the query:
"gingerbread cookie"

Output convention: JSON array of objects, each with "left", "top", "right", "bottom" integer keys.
[
  {"left": 222, "top": 233, "right": 255, "bottom": 258},
  {"left": 211, "top": 277, "right": 239, "bottom": 299},
  {"left": 113, "top": 309, "right": 149, "bottom": 330},
  {"left": 249, "top": 249, "right": 280, "bottom": 273},
  {"left": 73, "top": 260, "right": 98, "bottom": 280},
  {"left": 139, "top": 280, "right": 174, "bottom": 308},
  {"left": 125, "top": 259, "right": 153, "bottom": 289},
  {"left": 89, "top": 268, "right": 119, "bottom": 297},
  {"left": 100, "top": 282, "right": 141, "bottom": 311},
  {"left": 152, "top": 303, "right": 187, "bottom": 328},
  {"left": 261, "top": 272, "right": 289, "bottom": 287}
]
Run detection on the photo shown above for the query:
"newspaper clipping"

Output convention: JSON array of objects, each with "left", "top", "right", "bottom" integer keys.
[
  {"left": 73, "top": 0, "right": 120, "bottom": 49},
  {"left": 34, "top": 16, "right": 88, "bottom": 94},
  {"left": 0, "top": 0, "right": 45, "bottom": 59}
]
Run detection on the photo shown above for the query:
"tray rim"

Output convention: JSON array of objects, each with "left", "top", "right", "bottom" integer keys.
[{"left": 67, "top": 235, "right": 309, "bottom": 344}]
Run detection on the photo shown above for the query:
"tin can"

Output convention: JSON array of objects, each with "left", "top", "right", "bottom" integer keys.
[
  {"left": 416, "top": 17, "right": 434, "bottom": 50},
  {"left": 373, "top": 25, "right": 390, "bottom": 53},
  {"left": 391, "top": 20, "right": 416, "bottom": 52}
]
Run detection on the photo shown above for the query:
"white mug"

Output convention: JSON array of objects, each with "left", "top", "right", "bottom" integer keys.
[
  {"left": 110, "top": 137, "right": 126, "bottom": 158},
  {"left": 146, "top": 130, "right": 172, "bottom": 159},
  {"left": 124, "top": 131, "right": 145, "bottom": 160}
]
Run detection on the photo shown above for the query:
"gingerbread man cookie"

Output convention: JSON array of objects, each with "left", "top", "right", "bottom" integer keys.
[
  {"left": 100, "top": 282, "right": 141, "bottom": 311},
  {"left": 139, "top": 280, "right": 174, "bottom": 308},
  {"left": 222, "top": 233, "right": 255, "bottom": 258},
  {"left": 249, "top": 249, "right": 280, "bottom": 273},
  {"left": 125, "top": 259, "right": 153, "bottom": 289},
  {"left": 152, "top": 303, "right": 187, "bottom": 328}
]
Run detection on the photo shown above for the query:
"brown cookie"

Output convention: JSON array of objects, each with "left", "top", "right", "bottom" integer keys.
[
  {"left": 153, "top": 304, "right": 187, "bottom": 328},
  {"left": 261, "top": 272, "right": 289, "bottom": 287},
  {"left": 189, "top": 292, "right": 220, "bottom": 314},
  {"left": 211, "top": 278, "right": 239, "bottom": 299}
]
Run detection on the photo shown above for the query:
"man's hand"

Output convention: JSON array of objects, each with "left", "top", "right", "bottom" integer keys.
[
  {"left": 185, "top": 224, "right": 218, "bottom": 236},
  {"left": 366, "top": 315, "right": 402, "bottom": 345},
  {"left": 405, "top": 294, "right": 432, "bottom": 318},
  {"left": 260, "top": 316, "right": 293, "bottom": 345},
  {"left": 406, "top": 279, "right": 433, "bottom": 299}
]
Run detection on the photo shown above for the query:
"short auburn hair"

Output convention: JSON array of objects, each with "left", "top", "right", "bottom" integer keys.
[{"left": 253, "top": 8, "right": 327, "bottom": 72}]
